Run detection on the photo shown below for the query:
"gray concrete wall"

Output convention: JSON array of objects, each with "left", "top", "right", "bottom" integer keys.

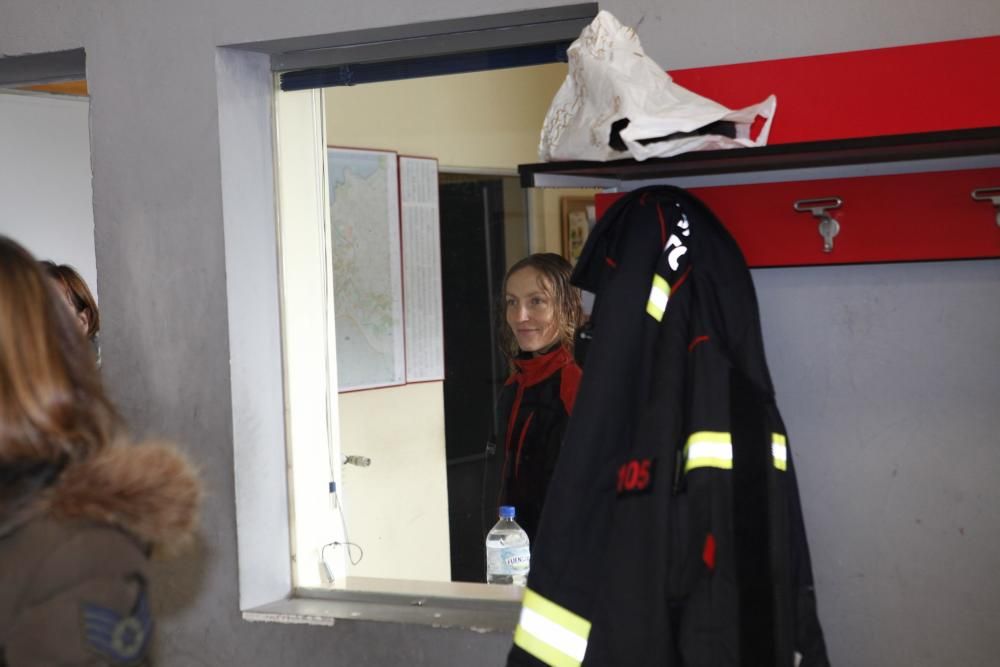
[
  {"left": 755, "top": 259, "right": 1000, "bottom": 666},
  {"left": 2, "top": 1, "right": 999, "bottom": 665}
]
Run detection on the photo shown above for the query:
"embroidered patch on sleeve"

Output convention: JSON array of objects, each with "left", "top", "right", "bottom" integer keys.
[{"left": 81, "top": 582, "right": 153, "bottom": 665}]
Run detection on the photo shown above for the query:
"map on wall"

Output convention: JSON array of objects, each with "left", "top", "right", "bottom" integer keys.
[{"left": 327, "top": 147, "right": 405, "bottom": 391}]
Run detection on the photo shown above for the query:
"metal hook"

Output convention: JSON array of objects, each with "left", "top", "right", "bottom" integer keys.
[
  {"left": 971, "top": 187, "right": 1000, "bottom": 229},
  {"left": 793, "top": 197, "right": 843, "bottom": 253}
]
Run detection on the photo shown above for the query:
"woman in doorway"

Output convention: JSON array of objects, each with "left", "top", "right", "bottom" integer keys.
[
  {"left": 0, "top": 236, "right": 200, "bottom": 665},
  {"left": 485, "top": 253, "right": 583, "bottom": 543}
]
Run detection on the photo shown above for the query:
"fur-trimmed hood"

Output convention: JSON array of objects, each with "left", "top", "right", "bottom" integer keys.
[{"left": 0, "top": 442, "right": 201, "bottom": 556}]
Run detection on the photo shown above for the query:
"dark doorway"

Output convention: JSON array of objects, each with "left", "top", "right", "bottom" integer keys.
[{"left": 439, "top": 177, "right": 510, "bottom": 582}]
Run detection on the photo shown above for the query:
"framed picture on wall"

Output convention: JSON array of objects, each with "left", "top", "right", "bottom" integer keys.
[{"left": 561, "top": 196, "right": 597, "bottom": 264}]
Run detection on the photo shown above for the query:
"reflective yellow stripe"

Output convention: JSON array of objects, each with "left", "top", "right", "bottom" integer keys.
[
  {"left": 514, "top": 625, "right": 581, "bottom": 667},
  {"left": 684, "top": 431, "right": 733, "bottom": 472},
  {"left": 772, "top": 433, "right": 788, "bottom": 471},
  {"left": 684, "top": 431, "right": 788, "bottom": 473},
  {"left": 514, "top": 588, "right": 590, "bottom": 666},
  {"left": 646, "top": 274, "right": 669, "bottom": 321}
]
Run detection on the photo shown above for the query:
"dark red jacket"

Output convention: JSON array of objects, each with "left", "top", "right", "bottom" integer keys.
[{"left": 484, "top": 345, "right": 582, "bottom": 542}]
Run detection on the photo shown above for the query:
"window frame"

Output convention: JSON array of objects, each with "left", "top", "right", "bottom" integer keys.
[{"left": 218, "top": 5, "right": 597, "bottom": 629}]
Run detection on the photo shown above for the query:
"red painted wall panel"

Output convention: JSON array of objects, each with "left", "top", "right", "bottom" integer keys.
[
  {"left": 595, "top": 168, "right": 1000, "bottom": 267},
  {"left": 668, "top": 36, "right": 1000, "bottom": 144}
]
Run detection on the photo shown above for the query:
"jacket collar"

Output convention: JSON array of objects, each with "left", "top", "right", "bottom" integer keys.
[{"left": 0, "top": 442, "right": 200, "bottom": 555}]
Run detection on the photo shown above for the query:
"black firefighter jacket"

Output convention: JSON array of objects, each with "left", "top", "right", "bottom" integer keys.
[{"left": 508, "top": 186, "right": 830, "bottom": 667}]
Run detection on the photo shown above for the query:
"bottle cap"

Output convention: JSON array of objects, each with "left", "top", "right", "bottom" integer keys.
[{"left": 499, "top": 505, "right": 516, "bottom": 519}]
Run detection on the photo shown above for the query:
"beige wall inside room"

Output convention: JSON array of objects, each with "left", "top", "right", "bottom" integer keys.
[
  {"left": 325, "top": 64, "right": 565, "bottom": 171},
  {"left": 338, "top": 383, "right": 450, "bottom": 581},
  {"left": 325, "top": 65, "right": 599, "bottom": 580}
]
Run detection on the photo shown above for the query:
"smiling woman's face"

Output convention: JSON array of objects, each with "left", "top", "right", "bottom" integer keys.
[{"left": 504, "top": 266, "right": 560, "bottom": 354}]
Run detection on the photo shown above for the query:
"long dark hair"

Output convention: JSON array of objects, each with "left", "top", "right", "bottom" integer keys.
[
  {"left": 497, "top": 253, "right": 582, "bottom": 368},
  {"left": 0, "top": 236, "right": 120, "bottom": 466}
]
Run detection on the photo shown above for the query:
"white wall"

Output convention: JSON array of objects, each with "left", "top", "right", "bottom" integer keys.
[{"left": 0, "top": 92, "right": 97, "bottom": 296}]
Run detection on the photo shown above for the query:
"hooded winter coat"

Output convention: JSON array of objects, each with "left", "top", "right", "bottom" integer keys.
[{"left": 0, "top": 443, "right": 200, "bottom": 666}]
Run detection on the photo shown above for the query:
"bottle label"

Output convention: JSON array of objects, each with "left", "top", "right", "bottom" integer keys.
[{"left": 502, "top": 546, "right": 530, "bottom": 573}]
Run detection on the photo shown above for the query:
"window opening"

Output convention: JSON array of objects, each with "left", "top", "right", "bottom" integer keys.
[{"left": 272, "top": 5, "right": 601, "bottom": 605}]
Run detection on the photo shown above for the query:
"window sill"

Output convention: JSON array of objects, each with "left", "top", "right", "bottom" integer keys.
[{"left": 243, "top": 578, "right": 523, "bottom": 631}]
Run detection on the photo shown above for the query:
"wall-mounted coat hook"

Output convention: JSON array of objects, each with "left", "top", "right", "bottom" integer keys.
[
  {"left": 793, "top": 197, "right": 842, "bottom": 253},
  {"left": 971, "top": 187, "right": 1000, "bottom": 228}
]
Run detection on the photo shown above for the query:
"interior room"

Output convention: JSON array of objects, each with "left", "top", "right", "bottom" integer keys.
[
  {"left": 320, "top": 64, "right": 584, "bottom": 586},
  {"left": 1, "top": 2, "right": 998, "bottom": 666}
]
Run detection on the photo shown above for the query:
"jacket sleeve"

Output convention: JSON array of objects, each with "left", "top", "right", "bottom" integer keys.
[{"left": 4, "top": 526, "right": 152, "bottom": 667}]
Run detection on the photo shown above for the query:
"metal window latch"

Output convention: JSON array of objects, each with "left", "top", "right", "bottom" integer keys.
[
  {"left": 971, "top": 187, "right": 1000, "bottom": 228},
  {"left": 794, "top": 197, "right": 843, "bottom": 253}
]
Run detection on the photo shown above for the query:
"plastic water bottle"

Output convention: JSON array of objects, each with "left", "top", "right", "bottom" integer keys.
[{"left": 485, "top": 505, "right": 530, "bottom": 585}]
